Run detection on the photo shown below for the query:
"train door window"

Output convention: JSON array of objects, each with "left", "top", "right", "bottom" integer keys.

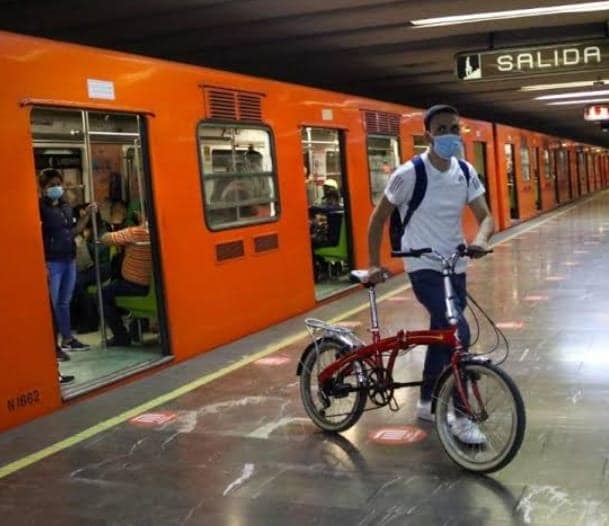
[
  {"left": 564, "top": 150, "right": 573, "bottom": 199},
  {"left": 198, "top": 124, "right": 278, "bottom": 230},
  {"left": 473, "top": 142, "right": 491, "bottom": 209},
  {"left": 586, "top": 153, "right": 592, "bottom": 193},
  {"left": 367, "top": 135, "right": 400, "bottom": 204},
  {"left": 550, "top": 150, "right": 560, "bottom": 204},
  {"left": 505, "top": 143, "right": 519, "bottom": 220},
  {"left": 301, "top": 127, "right": 353, "bottom": 300},
  {"left": 413, "top": 135, "right": 427, "bottom": 156},
  {"left": 533, "top": 147, "right": 542, "bottom": 210},
  {"left": 577, "top": 152, "right": 585, "bottom": 195},
  {"left": 31, "top": 107, "right": 168, "bottom": 398},
  {"left": 520, "top": 145, "right": 531, "bottom": 182}
]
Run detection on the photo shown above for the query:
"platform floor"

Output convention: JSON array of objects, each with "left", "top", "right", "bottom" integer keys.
[{"left": 2, "top": 192, "right": 609, "bottom": 525}]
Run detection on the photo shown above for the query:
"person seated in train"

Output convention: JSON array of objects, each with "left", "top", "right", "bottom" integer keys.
[
  {"left": 99, "top": 209, "right": 152, "bottom": 346},
  {"left": 314, "top": 178, "right": 342, "bottom": 208},
  {"left": 38, "top": 168, "right": 95, "bottom": 357},
  {"left": 70, "top": 204, "right": 111, "bottom": 333}
]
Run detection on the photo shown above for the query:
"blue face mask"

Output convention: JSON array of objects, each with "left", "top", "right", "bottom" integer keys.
[
  {"left": 46, "top": 186, "right": 64, "bottom": 200},
  {"left": 432, "top": 134, "right": 462, "bottom": 160}
]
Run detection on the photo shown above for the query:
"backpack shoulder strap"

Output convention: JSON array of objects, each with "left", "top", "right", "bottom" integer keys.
[
  {"left": 402, "top": 155, "right": 427, "bottom": 228},
  {"left": 457, "top": 159, "right": 471, "bottom": 185}
]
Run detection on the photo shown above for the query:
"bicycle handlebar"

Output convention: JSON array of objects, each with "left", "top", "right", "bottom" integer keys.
[
  {"left": 391, "top": 248, "right": 432, "bottom": 258},
  {"left": 391, "top": 244, "right": 493, "bottom": 259}
]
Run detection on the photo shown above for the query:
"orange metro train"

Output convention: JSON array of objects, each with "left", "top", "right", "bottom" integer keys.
[{"left": 1, "top": 30, "right": 607, "bottom": 433}]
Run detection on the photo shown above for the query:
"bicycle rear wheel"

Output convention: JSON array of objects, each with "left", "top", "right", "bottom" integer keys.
[
  {"left": 434, "top": 362, "right": 525, "bottom": 473},
  {"left": 300, "top": 339, "right": 366, "bottom": 433}
]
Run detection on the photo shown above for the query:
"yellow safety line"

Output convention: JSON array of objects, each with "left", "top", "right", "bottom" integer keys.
[{"left": 0, "top": 198, "right": 588, "bottom": 479}]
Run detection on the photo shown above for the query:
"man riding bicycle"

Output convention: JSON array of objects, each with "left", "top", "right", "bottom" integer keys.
[{"left": 366, "top": 104, "right": 495, "bottom": 444}]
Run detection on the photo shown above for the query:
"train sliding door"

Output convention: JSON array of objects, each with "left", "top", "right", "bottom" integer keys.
[
  {"left": 31, "top": 107, "right": 169, "bottom": 398},
  {"left": 302, "top": 127, "right": 353, "bottom": 300}
]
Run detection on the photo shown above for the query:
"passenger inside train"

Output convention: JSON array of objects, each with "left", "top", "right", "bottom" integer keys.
[{"left": 31, "top": 108, "right": 164, "bottom": 396}]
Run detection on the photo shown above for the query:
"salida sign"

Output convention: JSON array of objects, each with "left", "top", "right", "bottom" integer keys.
[{"left": 456, "top": 40, "right": 609, "bottom": 81}]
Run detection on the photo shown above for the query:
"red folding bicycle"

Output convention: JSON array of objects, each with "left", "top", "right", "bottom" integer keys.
[{"left": 297, "top": 245, "right": 526, "bottom": 473}]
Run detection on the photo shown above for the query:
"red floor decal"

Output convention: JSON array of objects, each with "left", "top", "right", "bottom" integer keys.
[
  {"left": 255, "top": 356, "right": 291, "bottom": 366},
  {"left": 524, "top": 295, "right": 549, "bottom": 301},
  {"left": 495, "top": 321, "right": 525, "bottom": 329},
  {"left": 336, "top": 320, "right": 362, "bottom": 328},
  {"left": 368, "top": 426, "right": 428, "bottom": 445},
  {"left": 129, "top": 411, "right": 176, "bottom": 427}
]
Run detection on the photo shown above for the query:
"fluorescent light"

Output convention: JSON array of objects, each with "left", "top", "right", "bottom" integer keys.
[
  {"left": 411, "top": 2, "right": 609, "bottom": 27},
  {"left": 521, "top": 80, "right": 609, "bottom": 92},
  {"left": 546, "top": 98, "right": 609, "bottom": 105},
  {"left": 536, "top": 89, "right": 609, "bottom": 100}
]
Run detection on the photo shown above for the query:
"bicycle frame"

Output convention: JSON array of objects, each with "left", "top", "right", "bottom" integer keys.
[{"left": 315, "top": 247, "right": 483, "bottom": 416}]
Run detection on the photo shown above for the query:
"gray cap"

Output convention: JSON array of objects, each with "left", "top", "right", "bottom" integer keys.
[{"left": 424, "top": 104, "right": 459, "bottom": 130}]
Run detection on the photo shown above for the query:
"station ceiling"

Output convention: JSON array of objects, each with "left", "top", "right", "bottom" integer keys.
[{"left": 3, "top": 0, "right": 609, "bottom": 146}]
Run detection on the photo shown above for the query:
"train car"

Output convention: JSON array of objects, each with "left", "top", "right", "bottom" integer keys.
[{"left": 1, "top": 30, "right": 608, "bottom": 433}]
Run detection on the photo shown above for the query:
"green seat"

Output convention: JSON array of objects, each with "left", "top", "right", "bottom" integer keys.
[
  {"left": 115, "top": 279, "right": 157, "bottom": 318},
  {"left": 314, "top": 212, "right": 348, "bottom": 271}
]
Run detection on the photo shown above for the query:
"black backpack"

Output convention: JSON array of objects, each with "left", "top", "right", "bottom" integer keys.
[{"left": 389, "top": 156, "right": 471, "bottom": 251}]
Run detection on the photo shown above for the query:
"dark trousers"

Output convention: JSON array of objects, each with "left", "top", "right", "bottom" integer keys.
[
  {"left": 102, "top": 279, "right": 148, "bottom": 339},
  {"left": 409, "top": 269, "right": 470, "bottom": 401}
]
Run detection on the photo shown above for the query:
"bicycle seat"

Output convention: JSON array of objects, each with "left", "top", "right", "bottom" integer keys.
[{"left": 349, "top": 269, "right": 371, "bottom": 284}]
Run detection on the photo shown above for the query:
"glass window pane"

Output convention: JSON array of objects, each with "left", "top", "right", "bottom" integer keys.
[
  {"left": 30, "top": 107, "right": 84, "bottom": 141},
  {"left": 198, "top": 124, "right": 278, "bottom": 229},
  {"left": 543, "top": 149, "right": 551, "bottom": 178},
  {"left": 367, "top": 135, "right": 400, "bottom": 204},
  {"left": 413, "top": 135, "right": 427, "bottom": 156},
  {"left": 520, "top": 145, "right": 530, "bottom": 181},
  {"left": 301, "top": 127, "right": 342, "bottom": 206}
]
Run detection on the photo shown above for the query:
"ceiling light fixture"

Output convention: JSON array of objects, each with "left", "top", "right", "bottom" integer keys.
[
  {"left": 536, "top": 89, "right": 609, "bottom": 100},
  {"left": 520, "top": 80, "right": 609, "bottom": 92},
  {"left": 410, "top": 2, "right": 609, "bottom": 27},
  {"left": 546, "top": 98, "right": 609, "bottom": 105}
]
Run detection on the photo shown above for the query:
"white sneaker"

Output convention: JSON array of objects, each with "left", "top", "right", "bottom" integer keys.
[
  {"left": 416, "top": 399, "right": 434, "bottom": 422},
  {"left": 450, "top": 417, "right": 487, "bottom": 445}
]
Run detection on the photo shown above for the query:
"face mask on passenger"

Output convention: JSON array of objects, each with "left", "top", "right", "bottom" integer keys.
[
  {"left": 432, "top": 134, "right": 462, "bottom": 160},
  {"left": 46, "top": 185, "right": 64, "bottom": 200}
]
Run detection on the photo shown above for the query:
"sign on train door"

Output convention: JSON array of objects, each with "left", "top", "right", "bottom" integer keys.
[{"left": 301, "top": 127, "right": 354, "bottom": 301}]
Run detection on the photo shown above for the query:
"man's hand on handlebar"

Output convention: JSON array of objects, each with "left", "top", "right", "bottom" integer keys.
[{"left": 467, "top": 240, "right": 492, "bottom": 259}]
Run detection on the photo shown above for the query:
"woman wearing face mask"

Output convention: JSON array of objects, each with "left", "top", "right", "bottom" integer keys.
[{"left": 39, "top": 168, "right": 95, "bottom": 358}]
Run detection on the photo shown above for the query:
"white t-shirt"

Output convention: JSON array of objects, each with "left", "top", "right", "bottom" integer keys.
[{"left": 384, "top": 151, "right": 485, "bottom": 274}]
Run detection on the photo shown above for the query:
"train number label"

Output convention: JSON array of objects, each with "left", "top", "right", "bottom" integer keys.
[{"left": 7, "top": 390, "right": 41, "bottom": 412}]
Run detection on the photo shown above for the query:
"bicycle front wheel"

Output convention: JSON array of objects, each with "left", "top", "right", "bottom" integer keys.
[
  {"left": 434, "top": 362, "right": 525, "bottom": 473},
  {"left": 300, "top": 340, "right": 366, "bottom": 433}
]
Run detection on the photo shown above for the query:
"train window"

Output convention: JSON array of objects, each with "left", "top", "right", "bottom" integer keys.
[
  {"left": 543, "top": 149, "right": 551, "bottom": 179},
  {"left": 31, "top": 107, "right": 84, "bottom": 141},
  {"left": 520, "top": 145, "right": 531, "bottom": 182},
  {"left": 198, "top": 124, "right": 278, "bottom": 230},
  {"left": 413, "top": 135, "right": 427, "bottom": 156},
  {"left": 367, "top": 135, "right": 400, "bottom": 204}
]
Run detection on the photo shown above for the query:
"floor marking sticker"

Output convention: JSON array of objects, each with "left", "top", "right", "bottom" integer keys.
[
  {"left": 254, "top": 356, "right": 291, "bottom": 366},
  {"left": 524, "top": 295, "right": 549, "bottom": 301},
  {"left": 369, "top": 426, "right": 428, "bottom": 445},
  {"left": 335, "top": 320, "right": 362, "bottom": 328},
  {"left": 129, "top": 411, "right": 176, "bottom": 427},
  {"left": 495, "top": 321, "right": 525, "bottom": 329}
]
